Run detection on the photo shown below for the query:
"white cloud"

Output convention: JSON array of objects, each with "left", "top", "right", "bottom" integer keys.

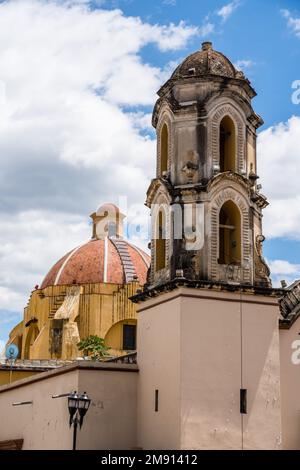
[
  {"left": 217, "top": 1, "right": 239, "bottom": 22},
  {"left": 234, "top": 59, "right": 255, "bottom": 70},
  {"left": 0, "top": 340, "right": 5, "bottom": 358},
  {"left": 163, "top": 0, "right": 176, "bottom": 6},
  {"left": 269, "top": 259, "right": 300, "bottom": 276},
  {"left": 0, "top": 0, "right": 200, "bottom": 331},
  {"left": 199, "top": 22, "right": 214, "bottom": 36},
  {"left": 268, "top": 260, "right": 300, "bottom": 287},
  {"left": 258, "top": 116, "right": 300, "bottom": 240},
  {"left": 281, "top": 9, "right": 300, "bottom": 37},
  {"left": 0, "top": 210, "right": 90, "bottom": 311},
  {"left": 0, "top": 288, "right": 25, "bottom": 312}
]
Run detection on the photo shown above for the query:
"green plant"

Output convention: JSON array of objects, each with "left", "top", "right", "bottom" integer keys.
[{"left": 77, "top": 335, "right": 109, "bottom": 360}]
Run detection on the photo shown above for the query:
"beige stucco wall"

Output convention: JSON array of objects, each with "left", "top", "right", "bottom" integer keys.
[
  {"left": 280, "top": 317, "right": 300, "bottom": 449},
  {"left": 137, "top": 287, "right": 281, "bottom": 450},
  {"left": 180, "top": 294, "right": 242, "bottom": 449},
  {"left": 0, "top": 363, "right": 137, "bottom": 450},
  {"left": 241, "top": 299, "right": 281, "bottom": 449},
  {"left": 137, "top": 292, "right": 181, "bottom": 449},
  {"left": 0, "top": 369, "right": 77, "bottom": 449},
  {"left": 77, "top": 369, "right": 137, "bottom": 449}
]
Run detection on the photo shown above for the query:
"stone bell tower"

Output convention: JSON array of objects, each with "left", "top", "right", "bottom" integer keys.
[
  {"left": 134, "top": 43, "right": 282, "bottom": 451},
  {"left": 147, "top": 41, "right": 271, "bottom": 288}
]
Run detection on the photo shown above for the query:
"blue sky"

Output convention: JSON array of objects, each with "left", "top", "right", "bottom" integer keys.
[
  {"left": 97, "top": 0, "right": 300, "bottom": 122},
  {"left": 0, "top": 0, "right": 300, "bottom": 351}
]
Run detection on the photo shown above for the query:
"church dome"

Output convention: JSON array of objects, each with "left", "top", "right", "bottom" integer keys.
[
  {"left": 171, "top": 41, "right": 244, "bottom": 80},
  {"left": 40, "top": 204, "right": 150, "bottom": 289},
  {"left": 41, "top": 238, "right": 150, "bottom": 289}
]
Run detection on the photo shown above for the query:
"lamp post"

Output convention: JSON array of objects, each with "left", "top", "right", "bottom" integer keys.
[{"left": 68, "top": 391, "right": 91, "bottom": 450}]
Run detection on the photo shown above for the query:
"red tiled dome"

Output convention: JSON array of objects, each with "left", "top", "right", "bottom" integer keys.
[{"left": 41, "top": 238, "right": 150, "bottom": 289}]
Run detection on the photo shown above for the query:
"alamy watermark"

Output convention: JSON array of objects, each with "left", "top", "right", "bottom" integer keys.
[
  {"left": 291, "top": 80, "right": 300, "bottom": 105},
  {"left": 291, "top": 339, "right": 300, "bottom": 365},
  {"left": 95, "top": 197, "right": 205, "bottom": 251}
]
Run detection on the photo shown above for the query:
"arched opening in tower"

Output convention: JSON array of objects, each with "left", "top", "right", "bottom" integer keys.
[
  {"left": 219, "top": 116, "right": 236, "bottom": 172},
  {"left": 160, "top": 123, "right": 169, "bottom": 175},
  {"left": 218, "top": 200, "right": 241, "bottom": 265},
  {"left": 155, "top": 210, "right": 166, "bottom": 271}
]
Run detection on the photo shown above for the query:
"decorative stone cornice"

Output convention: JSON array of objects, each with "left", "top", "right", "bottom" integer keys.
[
  {"left": 207, "top": 171, "right": 251, "bottom": 194},
  {"left": 146, "top": 172, "right": 261, "bottom": 208},
  {"left": 248, "top": 111, "right": 264, "bottom": 129},
  {"left": 131, "top": 278, "right": 284, "bottom": 304},
  {"left": 250, "top": 190, "right": 269, "bottom": 208},
  {"left": 153, "top": 75, "right": 257, "bottom": 128}
]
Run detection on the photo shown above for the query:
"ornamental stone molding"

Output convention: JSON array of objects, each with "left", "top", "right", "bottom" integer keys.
[
  {"left": 254, "top": 234, "right": 272, "bottom": 287},
  {"left": 207, "top": 171, "right": 251, "bottom": 196},
  {"left": 146, "top": 178, "right": 173, "bottom": 208}
]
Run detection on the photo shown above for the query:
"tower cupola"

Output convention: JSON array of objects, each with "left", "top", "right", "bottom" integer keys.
[{"left": 146, "top": 42, "right": 271, "bottom": 288}]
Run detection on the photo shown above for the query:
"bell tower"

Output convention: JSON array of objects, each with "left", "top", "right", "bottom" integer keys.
[
  {"left": 134, "top": 43, "right": 281, "bottom": 451},
  {"left": 147, "top": 41, "right": 271, "bottom": 288}
]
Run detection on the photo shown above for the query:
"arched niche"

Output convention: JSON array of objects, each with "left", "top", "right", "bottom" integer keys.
[
  {"left": 160, "top": 123, "right": 169, "bottom": 175},
  {"left": 219, "top": 115, "right": 236, "bottom": 172},
  {"left": 157, "top": 112, "right": 172, "bottom": 177},
  {"left": 209, "top": 104, "right": 245, "bottom": 175},
  {"left": 155, "top": 209, "right": 166, "bottom": 271},
  {"left": 218, "top": 200, "right": 241, "bottom": 265},
  {"left": 210, "top": 185, "right": 251, "bottom": 284}
]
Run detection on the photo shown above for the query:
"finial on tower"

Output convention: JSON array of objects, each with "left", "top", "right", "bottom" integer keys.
[{"left": 201, "top": 41, "right": 213, "bottom": 51}]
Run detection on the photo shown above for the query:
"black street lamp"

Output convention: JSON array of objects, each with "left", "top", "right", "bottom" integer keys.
[{"left": 68, "top": 391, "right": 91, "bottom": 450}]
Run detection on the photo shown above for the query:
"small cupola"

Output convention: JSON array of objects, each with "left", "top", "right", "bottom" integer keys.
[{"left": 90, "top": 203, "right": 126, "bottom": 240}]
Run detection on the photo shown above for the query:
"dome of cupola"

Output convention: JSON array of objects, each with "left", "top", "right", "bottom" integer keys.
[{"left": 171, "top": 41, "right": 245, "bottom": 80}]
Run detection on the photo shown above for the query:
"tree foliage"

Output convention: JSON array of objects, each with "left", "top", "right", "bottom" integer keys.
[{"left": 77, "top": 335, "right": 109, "bottom": 360}]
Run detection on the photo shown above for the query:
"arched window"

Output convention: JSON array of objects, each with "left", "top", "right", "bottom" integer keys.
[
  {"left": 218, "top": 200, "right": 241, "bottom": 265},
  {"left": 105, "top": 319, "right": 137, "bottom": 352},
  {"left": 156, "top": 210, "right": 166, "bottom": 271},
  {"left": 160, "top": 123, "right": 169, "bottom": 175},
  {"left": 219, "top": 116, "right": 236, "bottom": 172},
  {"left": 17, "top": 335, "right": 23, "bottom": 358},
  {"left": 24, "top": 324, "right": 40, "bottom": 359}
]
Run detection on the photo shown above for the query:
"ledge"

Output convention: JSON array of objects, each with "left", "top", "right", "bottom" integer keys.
[
  {"left": 0, "top": 360, "right": 139, "bottom": 394},
  {"left": 131, "top": 278, "right": 285, "bottom": 303}
]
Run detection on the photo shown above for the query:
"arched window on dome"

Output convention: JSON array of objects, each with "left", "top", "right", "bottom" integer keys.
[
  {"left": 218, "top": 200, "right": 241, "bottom": 265},
  {"left": 160, "top": 123, "right": 169, "bottom": 175},
  {"left": 219, "top": 116, "right": 236, "bottom": 172},
  {"left": 155, "top": 209, "right": 166, "bottom": 271}
]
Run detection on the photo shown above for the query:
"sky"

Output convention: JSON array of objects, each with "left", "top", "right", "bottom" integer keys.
[{"left": 1, "top": 0, "right": 300, "bottom": 352}]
